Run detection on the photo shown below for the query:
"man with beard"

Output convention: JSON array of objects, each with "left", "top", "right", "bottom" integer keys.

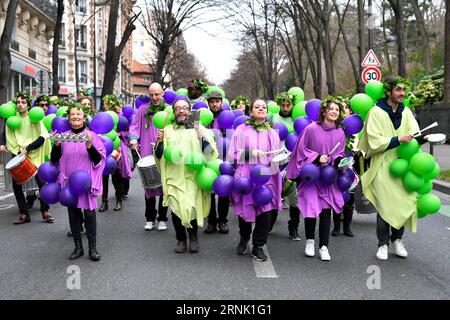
[{"left": 187, "top": 79, "right": 208, "bottom": 105}]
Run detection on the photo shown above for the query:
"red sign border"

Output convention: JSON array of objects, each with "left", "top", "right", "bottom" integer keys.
[
  {"left": 361, "top": 49, "right": 381, "bottom": 67},
  {"left": 362, "top": 67, "right": 381, "bottom": 84}
]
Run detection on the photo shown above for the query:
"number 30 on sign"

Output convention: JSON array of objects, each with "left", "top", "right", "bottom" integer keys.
[{"left": 362, "top": 67, "right": 381, "bottom": 84}]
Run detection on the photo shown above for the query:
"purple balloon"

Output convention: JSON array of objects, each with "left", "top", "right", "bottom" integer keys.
[
  {"left": 219, "top": 161, "right": 234, "bottom": 176},
  {"left": 100, "top": 136, "right": 114, "bottom": 156},
  {"left": 164, "top": 90, "right": 177, "bottom": 105},
  {"left": 221, "top": 103, "right": 231, "bottom": 111},
  {"left": 117, "top": 115, "right": 129, "bottom": 131},
  {"left": 51, "top": 116, "right": 71, "bottom": 133},
  {"left": 216, "top": 136, "right": 231, "bottom": 158},
  {"left": 344, "top": 168, "right": 356, "bottom": 182},
  {"left": 337, "top": 175, "right": 353, "bottom": 192},
  {"left": 342, "top": 191, "right": 350, "bottom": 203},
  {"left": 40, "top": 182, "right": 61, "bottom": 204},
  {"left": 173, "top": 94, "right": 190, "bottom": 104},
  {"left": 122, "top": 105, "right": 134, "bottom": 118},
  {"left": 273, "top": 122, "right": 288, "bottom": 141},
  {"left": 343, "top": 114, "right": 364, "bottom": 135},
  {"left": 59, "top": 187, "right": 78, "bottom": 207},
  {"left": 213, "top": 175, "right": 235, "bottom": 197},
  {"left": 234, "top": 176, "right": 254, "bottom": 195},
  {"left": 300, "top": 164, "right": 320, "bottom": 184},
  {"left": 38, "top": 162, "right": 59, "bottom": 183},
  {"left": 320, "top": 165, "right": 338, "bottom": 185},
  {"left": 135, "top": 95, "right": 150, "bottom": 109},
  {"left": 217, "top": 110, "right": 235, "bottom": 129},
  {"left": 46, "top": 105, "right": 58, "bottom": 115},
  {"left": 192, "top": 101, "right": 208, "bottom": 110},
  {"left": 103, "top": 155, "right": 117, "bottom": 175},
  {"left": 294, "top": 117, "right": 312, "bottom": 135},
  {"left": 232, "top": 109, "right": 244, "bottom": 118},
  {"left": 90, "top": 112, "right": 114, "bottom": 134},
  {"left": 68, "top": 170, "right": 92, "bottom": 194},
  {"left": 233, "top": 115, "right": 249, "bottom": 129},
  {"left": 252, "top": 185, "right": 273, "bottom": 206},
  {"left": 305, "top": 99, "right": 321, "bottom": 122},
  {"left": 285, "top": 133, "right": 299, "bottom": 152},
  {"left": 250, "top": 165, "right": 271, "bottom": 186}
]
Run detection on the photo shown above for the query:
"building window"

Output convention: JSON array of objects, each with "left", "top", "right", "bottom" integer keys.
[
  {"left": 11, "top": 39, "right": 19, "bottom": 51},
  {"left": 78, "top": 61, "right": 87, "bottom": 84},
  {"left": 28, "top": 49, "right": 36, "bottom": 60},
  {"left": 58, "top": 59, "right": 66, "bottom": 83},
  {"left": 60, "top": 23, "right": 66, "bottom": 47},
  {"left": 76, "top": 25, "right": 87, "bottom": 49},
  {"left": 76, "top": 0, "right": 86, "bottom": 13}
]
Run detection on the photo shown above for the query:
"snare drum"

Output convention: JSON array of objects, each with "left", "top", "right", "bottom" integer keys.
[
  {"left": 338, "top": 157, "right": 355, "bottom": 170},
  {"left": 5, "top": 155, "right": 38, "bottom": 184},
  {"left": 426, "top": 133, "right": 447, "bottom": 144},
  {"left": 137, "top": 155, "right": 162, "bottom": 189},
  {"left": 272, "top": 152, "right": 291, "bottom": 171}
]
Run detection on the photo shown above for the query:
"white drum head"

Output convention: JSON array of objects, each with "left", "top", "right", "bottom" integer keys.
[
  {"left": 272, "top": 153, "right": 290, "bottom": 164},
  {"left": 5, "top": 155, "right": 25, "bottom": 170},
  {"left": 426, "top": 133, "right": 446, "bottom": 144},
  {"left": 138, "top": 155, "right": 156, "bottom": 167}
]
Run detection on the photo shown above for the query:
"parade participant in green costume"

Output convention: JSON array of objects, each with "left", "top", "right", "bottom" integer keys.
[
  {"left": 358, "top": 76, "right": 429, "bottom": 261},
  {"left": 155, "top": 97, "right": 218, "bottom": 253}
]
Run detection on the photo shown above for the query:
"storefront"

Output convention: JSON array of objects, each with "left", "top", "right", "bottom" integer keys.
[{"left": 7, "top": 55, "right": 47, "bottom": 101}]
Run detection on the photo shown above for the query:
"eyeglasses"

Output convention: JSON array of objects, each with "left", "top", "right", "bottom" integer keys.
[{"left": 174, "top": 106, "right": 189, "bottom": 111}]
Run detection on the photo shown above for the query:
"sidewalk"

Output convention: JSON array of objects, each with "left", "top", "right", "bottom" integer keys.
[{"left": 426, "top": 143, "right": 450, "bottom": 194}]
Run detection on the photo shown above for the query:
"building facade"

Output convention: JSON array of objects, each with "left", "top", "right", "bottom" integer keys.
[{"left": 132, "top": 60, "right": 153, "bottom": 96}]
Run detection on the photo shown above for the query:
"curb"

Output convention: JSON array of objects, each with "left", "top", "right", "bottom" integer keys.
[{"left": 433, "top": 180, "right": 450, "bottom": 195}]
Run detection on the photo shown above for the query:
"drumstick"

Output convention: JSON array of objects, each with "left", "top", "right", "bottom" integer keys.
[
  {"left": 413, "top": 122, "right": 438, "bottom": 137},
  {"left": 134, "top": 148, "right": 142, "bottom": 160},
  {"left": 327, "top": 142, "right": 341, "bottom": 157},
  {"left": 264, "top": 148, "right": 283, "bottom": 155}
]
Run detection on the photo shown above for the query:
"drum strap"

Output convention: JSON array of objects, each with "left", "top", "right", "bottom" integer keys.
[{"left": 359, "top": 156, "right": 364, "bottom": 176}]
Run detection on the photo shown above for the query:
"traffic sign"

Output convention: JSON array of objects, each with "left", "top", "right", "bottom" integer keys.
[
  {"left": 361, "top": 49, "right": 381, "bottom": 67},
  {"left": 362, "top": 67, "right": 381, "bottom": 84}
]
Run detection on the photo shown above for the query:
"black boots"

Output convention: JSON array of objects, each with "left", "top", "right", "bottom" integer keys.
[
  {"left": 113, "top": 199, "right": 122, "bottom": 211},
  {"left": 331, "top": 212, "right": 341, "bottom": 236},
  {"left": 88, "top": 238, "right": 101, "bottom": 261},
  {"left": 343, "top": 206, "right": 354, "bottom": 237},
  {"left": 69, "top": 238, "right": 84, "bottom": 260},
  {"left": 288, "top": 224, "right": 301, "bottom": 241},
  {"left": 188, "top": 232, "right": 199, "bottom": 253},
  {"left": 99, "top": 200, "right": 108, "bottom": 212}
]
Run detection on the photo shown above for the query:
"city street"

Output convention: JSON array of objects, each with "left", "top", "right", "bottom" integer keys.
[{"left": 0, "top": 169, "right": 449, "bottom": 300}]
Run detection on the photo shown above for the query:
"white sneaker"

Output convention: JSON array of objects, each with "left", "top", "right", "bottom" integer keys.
[
  {"left": 392, "top": 239, "right": 408, "bottom": 258},
  {"left": 157, "top": 221, "right": 168, "bottom": 231},
  {"left": 376, "top": 245, "right": 388, "bottom": 260},
  {"left": 144, "top": 221, "right": 154, "bottom": 231},
  {"left": 305, "top": 239, "right": 315, "bottom": 257},
  {"left": 319, "top": 246, "right": 331, "bottom": 261}
]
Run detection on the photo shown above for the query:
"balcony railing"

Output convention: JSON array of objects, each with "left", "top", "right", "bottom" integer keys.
[{"left": 27, "top": 0, "right": 57, "bottom": 21}]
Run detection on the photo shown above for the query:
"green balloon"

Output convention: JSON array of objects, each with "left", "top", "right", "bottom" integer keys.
[
  {"left": 29, "top": 107, "right": 45, "bottom": 123},
  {"left": 417, "top": 209, "right": 427, "bottom": 219},
  {"left": 423, "top": 163, "right": 440, "bottom": 181},
  {"left": 200, "top": 108, "right": 214, "bottom": 126},
  {"left": 176, "top": 88, "right": 188, "bottom": 97},
  {"left": 287, "top": 123, "right": 295, "bottom": 134},
  {"left": 402, "top": 171, "right": 425, "bottom": 192},
  {"left": 164, "top": 106, "right": 175, "bottom": 121},
  {"left": 0, "top": 102, "right": 17, "bottom": 118},
  {"left": 409, "top": 152, "right": 436, "bottom": 176},
  {"left": 288, "top": 87, "right": 305, "bottom": 104},
  {"left": 267, "top": 111, "right": 273, "bottom": 119},
  {"left": 417, "top": 193, "right": 441, "bottom": 215},
  {"left": 417, "top": 180, "right": 433, "bottom": 195},
  {"left": 359, "top": 112, "right": 368, "bottom": 122},
  {"left": 350, "top": 94, "right": 374, "bottom": 114},
  {"left": 389, "top": 158, "right": 409, "bottom": 177},
  {"left": 106, "top": 111, "right": 119, "bottom": 126},
  {"left": 113, "top": 137, "right": 120, "bottom": 150},
  {"left": 103, "top": 130, "right": 117, "bottom": 142},
  {"left": 43, "top": 114, "right": 56, "bottom": 131},
  {"left": 292, "top": 101, "right": 307, "bottom": 120},
  {"left": 206, "top": 86, "right": 225, "bottom": 99},
  {"left": 195, "top": 167, "right": 218, "bottom": 191},
  {"left": 6, "top": 116, "right": 22, "bottom": 130},
  {"left": 267, "top": 101, "right": 280, "bottom": 114},
  {"left": 56, "top": 106, "right": 68, "bottom": 117},
  {"left": 223, "top": 98, "right": 230, "bottom": 105},
  {"left": 152, "top": 111, "right": 171, "bottom": 129},
  {"left": 403, "top": 98, "right": 410, "bottom": 108},
  {"left": 185, "top": 152, "right": 205, "bottom": 172},
  {"left": 396, "top": 139, "right": 419, "bottom": 160},
  {"left": 205, "top": 159, "right": 222, "bottom": 176},
  {"left": 164, "top": 145, "right": 183, "bottom": 164},
  {"left": 365, "top": 80, "right": 385, "bottom": 101}
]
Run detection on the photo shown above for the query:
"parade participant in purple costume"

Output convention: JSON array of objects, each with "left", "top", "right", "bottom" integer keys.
[
  {"left": 204, "top": 91, "right": 231, "bottom": 234},
  {"left": 228, "top": 99, "right": 282, "bottom": 262},
  {"left": 129, "top": 83, "right": 169, "bottom": 231},
  {"left": 286, "top": 98, "right": 346, "bottom": 261},
  {"left": 51, "top": 105, "right": 106, "bottom": 261}
]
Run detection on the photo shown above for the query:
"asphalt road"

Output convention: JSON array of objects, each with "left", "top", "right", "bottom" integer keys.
[{"left": 0, "top": 170, "right": 449, "bottom": 300}]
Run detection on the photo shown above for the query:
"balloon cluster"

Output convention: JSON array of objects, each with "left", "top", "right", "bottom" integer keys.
[{"left": 389, "top": 139, "right": 441, "bottom": 218}]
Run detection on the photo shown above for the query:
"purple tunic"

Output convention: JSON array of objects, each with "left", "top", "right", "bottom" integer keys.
[
  {"left": 129, "top": 104, "right": 163, "bottom": 198},
  {"left": 57, "top": 129, "right": 106, "bottom": 210},
  {"left": 227, "top": 124, "right": 282, "bottom": 222},
  {"left": 285, "top": 122, "right": 346, "bottom": 218},
  {"left": 117, "top": 132, "right": 132, "bottom": 179}
]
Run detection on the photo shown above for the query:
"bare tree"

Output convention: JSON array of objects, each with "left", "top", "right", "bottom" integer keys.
[
  {"left": 52, "top": 0, "right": 65, "bottom": 95},
  {"left": 411, "top": 0, "right": 432, "bottom": 72},
  {"left": 388, "top": 0, "right": 407, "bottom": 76}
]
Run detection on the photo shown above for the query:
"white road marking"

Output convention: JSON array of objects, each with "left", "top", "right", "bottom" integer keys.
[
  {"left": 0, "top": 204, "right": 15, "bottom": 211},
  {"left": 252, "top": 245, "right": 278, "bottom": 278},
  {"left": 0, "top": 193, "right": 14, "bottom": 201}
]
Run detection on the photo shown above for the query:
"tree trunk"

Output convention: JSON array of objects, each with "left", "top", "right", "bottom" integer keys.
[
  {"left": 411, "top": 0, "right": 432, "bottom": 72},
  {"left": 73, "top": 7, "right": 80, "bottom": 96},
  {"left": 323, "top": 21, "right": 336, "bottom": 95},
  {"left": 357, "top": 0, "right": 365, "bottom": 92},
  {"left": 382, "top": 4, "right": 393, "bottom": 73},
  {"left": 444, "top": 0, "right": 450, "bottom": 105},
  {"left": 389, "top": 0, "right": 406, "bottom": 76},
  {"left": 52, "top": 0, "right": 64, "bottom": 95}
]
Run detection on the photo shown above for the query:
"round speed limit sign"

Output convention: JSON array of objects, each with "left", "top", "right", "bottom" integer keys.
[{"left": 362, "top": 67, "right": 381, "bottom": 84}]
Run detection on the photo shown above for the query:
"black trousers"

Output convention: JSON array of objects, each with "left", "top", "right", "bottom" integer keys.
[
  {"left": 304, "top": 209, "right": 332, "bottom": 247},
  {"left": 145, "top": 196, "right": 168, "bottom": 222},
  {"left": 172, "top": 213, "right": 198, "bottom": 241},
  {"left": 12, "top": 175, "right": 49, "bottom": 215},
  {"left": 208, "top": 194, "right": 230, "bottom": 225},
  {"left": 377, "top": 213, "right": 404, "bottom": 247},
  {"left": 239, "top": 210, "right": 273, "bottom": 247},
  {"left": 270, "top": 206, "right": 300, "bottom": 230},
  {"left": 68, "top": 207, "right": 96, "bottom": 240},
  {"left": 102, "top": 171, "right": 129, "bottom": 201}
]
